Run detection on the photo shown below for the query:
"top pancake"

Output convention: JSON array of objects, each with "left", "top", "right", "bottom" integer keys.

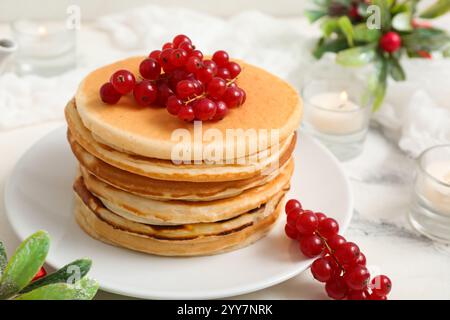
[{"left": 75, "top": 57, "right": 302, "bottom": 160}]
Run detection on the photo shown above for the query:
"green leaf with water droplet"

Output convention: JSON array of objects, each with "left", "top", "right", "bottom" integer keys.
[
  {"left": 0, "top": 231, "right": 50, "bottom": 299},
  {"left": 420, "top": 0, "right": 450, "bottom": 19}
]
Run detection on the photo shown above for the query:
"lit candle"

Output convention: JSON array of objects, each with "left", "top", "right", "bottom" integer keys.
[
  {"left": 420, "top": 161, "right": 450, "bottom": 215},
  {"left": 307, "top": 91, "right": 366, "bottom": 135}
]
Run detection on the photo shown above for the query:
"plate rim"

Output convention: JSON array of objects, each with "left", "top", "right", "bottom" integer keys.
[{"left": 4, "top": 125, "right": 353, "bottom": 299}]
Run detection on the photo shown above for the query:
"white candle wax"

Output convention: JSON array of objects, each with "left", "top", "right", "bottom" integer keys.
[
  {"left": 421, "top": 161, "right": 450, "bottom": 215},
  {"left": 307, "top": 91, "right": 366, "bottom": 135}
]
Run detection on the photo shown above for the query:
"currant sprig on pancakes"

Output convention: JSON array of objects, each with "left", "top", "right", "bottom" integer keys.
[
  {"left": 99, "top": 34, "right": 246, "bottom": 122},
  {"left": 284, "top": 199, "right": 392, "bottom": 300}
]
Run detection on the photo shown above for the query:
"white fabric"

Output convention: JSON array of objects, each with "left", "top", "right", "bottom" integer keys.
[{"left": 0, "top": 4, "right": 449, "bottom": 157}]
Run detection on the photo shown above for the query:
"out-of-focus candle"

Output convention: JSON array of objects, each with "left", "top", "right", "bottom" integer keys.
[{"left": 421, "top": 161, "right": 450, "bottom": 215}]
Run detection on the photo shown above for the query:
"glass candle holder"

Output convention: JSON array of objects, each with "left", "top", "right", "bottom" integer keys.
[
  {"left": 301, "top": 79, "right": 371, "bottom": 161},
  {"left": 10, "top": 19, "right": 76, "bottom": 76},
  {"left": 409, "top": 145, "right": 450, "bottom": 242}
]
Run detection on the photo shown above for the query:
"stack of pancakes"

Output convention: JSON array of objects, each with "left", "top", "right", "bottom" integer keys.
[{"left": 65, "top": 57, "right": 302, "bottom": 256}]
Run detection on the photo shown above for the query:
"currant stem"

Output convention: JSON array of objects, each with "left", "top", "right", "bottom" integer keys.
[{"left": 316, "top": 231, "right": 346, "bottom": 274}]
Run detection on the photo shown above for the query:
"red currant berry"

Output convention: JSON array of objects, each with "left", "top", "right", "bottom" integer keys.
[
  {"left": 334, "top": 242, "right": 360, "bottom": 265},
  {"left": 347, "top": 290, "right": 368, "bottom": 300},
  {"left": 311, "top": 257, "right": 333, "bottom": 282},
  {"left": 192, "top": 79, "right": 204, "bottom": 96},
  {"left": 324, "top": 255, "right": 342, "bottom": 277},
  {"left": 162, "top": 42, "right": 173, "bottom": 50},
  {"left": 196, "top": 66, "right": 214, "bottom": 83},
  {"left": 227, "top": 62, "right": 241, "bottom": 78},
  {"left": 173, "top": 34, "right": 191, "bottom": 48},
  {"left": 186, "top": 56, "right": 203, "bottom": 73},
  {"left": 325, "top": 276, "right": 348, "bottom": 300},
  {"left": 133, "top": 80, "right": 158, "bottom": 106},
  {"left": 203, "top": 59, "right": 218, "bottom": 76},
  {"left": 237, "top": 87, "right": 246, "bottom": 105},
  {"left": 370, "top": 275, "right": 392, "bottom": 297},
  {"left": 212, "top": 50, "right": 229, "bottom": 67},
  {"left": 212, "top": 101, "right": 229, "bottom": 120},
  {"left": 315, "top": 212, "right": 327, "bottom": 222},
  {"left": 285, "top": 224, "right": 299, "bottom": 240},
  {"left": 139, "top": 58, "right": 161, "bottom": 80},
  {"left": 32, "top": 267, "right": 47, "bottom": 282},
  {"left": 149, "top": 50, "right": 161, "bottom": 61},
  {"left": 207, "top": 77, "right": 227, "bottom": 99},
  {"left": 155, "top": 80, "right": 174, "bottom": 107},
  {"left": 344, "top": 265, "right": 370, "bottom": 291},
  {"left": 299, "top": 234, "right": 323, "bottom": 258},
  {"left": 326, "top": 234, "right": 346, "bottom": 252},
  {"left": 286, "top": 211, "right": 300, "bottom": 228},
  {"left": 169, "top": 49, "right": 188, "bottom": 67},
  {"left": 176, "top": 80, "right": 196, "bottom": 99},
  {"left": 178, "top": 104, "right": 195, "bottom": 122},
  {"left": 166, "top": 95, "right": 184, "bottom": 115},
  {"left": 190, "top": 50, "right": 204, "bottom": 60},
  {"left": 318, "top": 218, "right": 339, "bottom": 239},
  {"left": 178, "top": 41, "right": 194, "bottom": 53},
  {"left": 379, "top": 31, "right": 402, "bottom": 53},
  {"left": 110, "top": 69, "right": 136, "bottom": 94},
  {"left": 285, "top": 199, "right": 302, "bottom": 215},
  {"left": 100, "top": 82, "right": 121, "bottom": 104},
  {"left": 351, "top": 253, "right": 366, "bottom": 267},
  {"left": 368, "top": 292, "right": 387, "bottom": 300},
  {"left": 223, "top": 86, "right": 243, "bottom": 108},
  {"left": 216, "top": 67, "right": 231, "bottom": 80},
  {"left": 296, "top": 210, "right": 319, "bottom": 235},
  {"left": 193, "top": 98, "right": 217, "bottom": 121}
]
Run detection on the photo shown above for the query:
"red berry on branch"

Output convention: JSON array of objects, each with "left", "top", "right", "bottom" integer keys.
[
  {"left": 179, "top": 41, "right": 195, "bottom": 53},
  {"left": 285, "top": 199, "right": 302, "bottom": 215},
  {"left": 351, "top": 252, "right": 366, "bottom": 267},
  {"left": 173, "top": 34, "right": 191, "bottom": 48},
  {"left": 203, "top": 60, "right": 218, "bottom": 76},
  {"left": 216, "top": 68, "right": 231, "bottom": 80},
  {"left": 285, "top": 224, "right": 299, "bottom": 240},
  {"left": 212, "top": 101, "right": 229, "bottom": 121},
  {"left": 227, "top": 61, "right": 241, "bottom": 79},
  {"left": 133, "top": 80, "right": 158, "bottom": 106},
  {"left": 166, "top": 95, "right": 184, "bottom": 115},
  {"left": 347, "top": 290, "right": 368, "bottom": 300},
  {"left": 149, "top": 49, "right": 161, "bottom": 61},
  {"left": 162, "top": 42, "right": 173, "bottom": 50},
  {"left": 186, "top": 56, "right": 203, "bottom": 74},
  {"left": 169, "top": 49, "right": 188, "bottom": 67},
  {"left": 190, "top": 50, "right": 204, "bottom": 60},
  {"left": 379, "top": 31, "right": 402, "bottom": 53},
  {"left": 343, "top": 265, "right": 370, "bottom": 291},
  {"left": 32, "top": 266, "right": 47, "bottom": 282},
  {"left": 286, "top": 211, "right": 300, "bottom": 228},
  {"left": 417, "top": 50, "right": 432, "bottom": 59},
  {"left": 193, "top": 98, "right": 217, "bottom": 121},
  {"left": 100, "top": 82, "right": 121, "bottom": 104},
  {"left": 315, "top": 212, "right": 326, "bottom": 222},
  {"left": 196, "top": 66, "right": 215, "bottom": 83},
  {"left": 296, "top": 210, "right": 319, "bottom": 235},
  {"left": 299, "top": 234, "right": 323, "bottom": 258},
  {"left": 349, "top": 5, "right": 360, "bottom": 19},
  {"left": 318, "top": 218, "right": 339, "bottom": 239},
  {"left": 212, "top": 50, "right": 229, "bottom": 67},
  {"left": 325, "top": 276, "right": 348, "bottom": 300},
  {"left": 223, "top": 86, "right": 243, "bottom": 108},
  {"left": 155, "top": 79, "right": 174, "bottom": 107},
  {"left": 327, "top": 234, "right": 346, "bottom": 252},
  {"left": 311, "top": 257, "right": 333, "bottom": 282},
  {"left": 110, "top": 69, "right": 136, "bottom": 94},
  {"left": 334, "top": 242, "right": 360, "bottom": 265},
  {"left": 368, "top": 292, "right": 387, "bottom": 300},
  {"left": 178, "top": 104, "right": 195, "bottom": 122},
  {"left": 176, "top": 80, "right": 196, "bottom": 99},
  {"left": 370, "top": 275, "right": 392, "bottom": 297},
  {"left": 139, "top": 58, "right": 161, "bottom": 80},
  {"left": 207, "top": 77, "right": 227, "bottom": 99}
]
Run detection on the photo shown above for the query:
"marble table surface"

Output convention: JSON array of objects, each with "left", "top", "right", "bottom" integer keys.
[{"left": 1, "top": 121, "right": 449, "bottom": 300}]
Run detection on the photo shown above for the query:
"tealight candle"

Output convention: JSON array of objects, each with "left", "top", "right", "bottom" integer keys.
[
  {"left": 302, "top": 80, "right": 371, "bottom": 161},
  {"left": 410, "top": 145, "right": 450, "bottom": 242}
]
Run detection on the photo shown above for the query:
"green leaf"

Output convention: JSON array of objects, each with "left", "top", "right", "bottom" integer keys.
[
  {"left": 369, "top": 56, "right": 388, "bottom": 110},
  {"left": 443, "top": 46, "right": 450, "bottom": 57},
  {"left": 392, "top": 12, "right": 413, "bottom": 31},
  {"left": 336, "top": 44, "right": 377, "bottom": 66},
  {"left": 353, "top": 23, "right": 381, "bottom": 42},
  {"left": 0, "top": 242, "right": 7, "bottom": 276},
  {"left": 403, "top": 28, "right": 450, "bottom": 52},
  {"left": 371, "top": 0, "right": 392, "bottom": 31},
  {"left": 14, "top": 277, "right": 99, "bottom": 300},
  {"left": 420, "top": 0, "right": 450, "bottom": 19},
  {"left": 388, "top": 57, "right": 406, "bottom": 81},
  {"left": 313, "top": 37, "right": 349, "bottom": 59},
  {"left": 20, "top": 258, "right": 92, "bottom": 294},
  {"left": 0, "top": 231, "right": 50, "bottom": 299},
  {"left": 338, "top": 16, "right": 354, "bottom": 46},
  {"left": 321, "top": 18, "right": 340, "bottom": 37},
  {"left": 305, "top": 9, "right": 327, "bottom": 23}
]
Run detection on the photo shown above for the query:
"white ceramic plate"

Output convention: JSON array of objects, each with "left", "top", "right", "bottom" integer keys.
[{"left": 4, "top": 126, "right": 352, "bottom": 299}]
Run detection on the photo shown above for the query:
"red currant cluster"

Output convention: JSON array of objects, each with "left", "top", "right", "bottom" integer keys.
[
  {"left": 284, "top": 199, "right": 392, "bottom": 300},
  {"left": 99, "top": 34, "right": 246, "bottom": 122}
]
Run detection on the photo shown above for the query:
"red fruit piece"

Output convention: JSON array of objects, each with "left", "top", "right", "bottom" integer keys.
[
  {"left": 326, "top": 234, "right": 346, "bottom": 252},
  {"left": 179, "top": 41, "right": 194, "bottom": 53},
  {"left": 286, "top": 211, "right": 300, "bottom": 228},
  {"left": 368, "top": 292, "right": 387, "bottom": 300},
  {"left": 216, "top": 68, "right": 231, "bottom": 80},
  {"left": 295, "top": 210, "right": 319, "bottom": 235},
  {"left": 178, "top": 104, "right": 195, "bottom": 122},
  {"left": 203, "top": 60, "right": 218, "bottom": 76},
  {"left": 315, "top": 212, "right": 327, "bottom": 222},
  {"left": 343, "top": 265, "right": 370, "bottom": 291},
  {"left": 162, "top": 42, "right": 173, "bottom": 50},
  {"left": 212, "top": 50, "right": 229, "bottom": 67},
  {"left": 149, "top": 49, "right": 161, "bottom": 61},
  {"left": 227, "top": 61, "right": 241, "bottom": 78},
  {"left": 379, "top": 31, "right": 402, "bottom": 53},
  {"left": 133, "top": 80, "right": 158, "bottom": 106},
  {"left": 190, "top": 50, "right": 204, "bottom": 60},
  {"left": 334, "top": 242, "right": 360, "bottom": 265},
  {"left": 32, "top": 267, "right": 47, "bottom": 282},
  {"left": 196, "top": 66, "right": 214, "bottom": 83},
  {"left": 347, "top": 290, "right": 368, "bottom": 300},
  {"left": 186, "top": 56, "right": 203, "bottom": 73},
  {"left": 223, "top": 86, "right": 243, "bottom": 108},
  {"left": 169, "top": 49, "right": 188, "bottom": 67},
  {"left": 299, "top": 234, "right": 323, "bottom": 258},
  {"left": 212, "top": 101, "right": 229, "bottom": 121},
  {"left": 285, "top": 224, "right": 298, "bottom": 240},
  {"left": 139, "top": 58, "right": 161, "bottom": 80},
  {"left": 207, "top": 77, "right": 227, "bottom": 99},
  {"left": 318, "top": 217, "right": 339, "bottom": 239},
  {"left": 311, "top": 257, "right": 333, "bottom": 282},
  {"left": 370, "top": 275, "right": 392, "bottom": 297},
  {"left": 173, "top": 34, "right": 191, "bottom": 48},
  {"left": 176, "top": 80, "right": 196, "bottom": 99},
  {"left": 325, "top": 276, "right": 348, "bottom": 300},
  {"left": 110, "top": 69, "right": 136, "bottom": 94},
  {"left": 193, "top": 98, "right": 217, "bottom": 121},
  {"left": 155, "top": 79, "right": 174, "bottom": 107},
  {"left": 100, "top": 82, "right": 121, "bottom": 104},
  {"left": 285, "top": 199, "right": 302, "bottom": 215},
  {"left": 166, "top": 95, "right": 184, "bottom": 115}
]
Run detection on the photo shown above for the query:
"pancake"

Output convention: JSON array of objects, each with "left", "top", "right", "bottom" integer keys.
[
  {"left": 74, "top": 188, "right": 283, "bottom": 256},
  {"left": 75, "top": 56, "right": 302, "bottom": 161},
  {"left": 79, "top": 158, "right": 292, "bottom": 225},
  {"left": 66, "top": 99, "right": 297, "bottom": 182}
]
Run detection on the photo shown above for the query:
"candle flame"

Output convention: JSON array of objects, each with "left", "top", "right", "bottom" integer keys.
[
  {"left": 38, "top": 26, "right": 48, "bottom": 36},
  {"left": 340, "top": 91, "right": 348, "bottom": 102}
]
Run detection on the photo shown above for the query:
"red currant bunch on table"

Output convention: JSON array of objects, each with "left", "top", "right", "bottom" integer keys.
[
  {"left": 99, "top": 34, "right": 246, "bottom": 122},
  {"left": 285, "top": 199, "right": 392, "bottom": 300}
]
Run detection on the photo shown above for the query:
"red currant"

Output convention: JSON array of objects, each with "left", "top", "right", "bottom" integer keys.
[
  {"left": 178, "top": 41, "right": 194, "bottom": 53},
  {"left": 347, "top": 290, "right": 368, "bottom": 300},
  {"left": 311, "top": 257, "right": 333, "bottom": 282},
  {"left": 196, "top": 66, "right": 214, "bottom": 83},
  {"left": 379, "top": 31, "right": 402, "bottom": 53},
  {"left": 368, "top": 292, "right": 387, "bottom": 300},
  {"left": 149, "top": 50, "right": 161, "bottom": 61},
  {"left": 186, "top": 56, "right": 203, "bottom": 74},
  {"left": 139, "top": 58, "right": 161, "bottom": 80},
  {"left": 327, "top": 234, "right": 346, "bottom": 252},
  {"left": 207, "top": 77, "right": 227, "bottom": 99},
  {"left": 227, "top": 61, "right": 241, "bottom": 78},
  {"left": 192, "top": 79, "right": 204, "bottom": 96},
  {"left": 133, "top": 80, "right": 158, "bottom": 106},
  {"left": 285, "top": 224, "right": 299, "bottom": 240},
  {"left": 343, "top": 265, "right": 370, "bottom": 291},
  {"left": 100, "top": 82, "right": 121, "bottom": 104},
  {"left": 295, "top": 210, "right": 319, "bottom": 235},
  {"left": 318, "top": 218, "right": 339, "bottom": 239},
  {"left": 162, "top": 42, "right": 173, "bottom": 50},
  {"left": 176, "top": 80, "right": 196, "bottom": 99},
  {"left": 325, "top": 276, "right": 348, "bottom": 300},
  {"left": 203, "top": 60, "right": 218, "bottom": 76},
  {"left": 166, "top": 95, "right": 184, "bottom": 115},
  {"left": 286, "top": 211, "right": 300, "bottom": 228},
  {"left": 315, "top": 212, "right": 326, "bottom": 222},
  {"left": 193, "top": 98, "right": 217, "bottom": 121},
  {"left": 212, "top": 101, "right": 229, "bottom": 121},
  {"left": 177, "top": 104, "right": 195, "bottom": 122},
  {"left": 169, "top": 49, "right": 188, "bottom": 67},
  {"left": 216, "top": 67, "right": 231, "bottom": 80},
  {"left": 190, "top": 50, "right": 203, "bottom": 60},
  {"left": 299, "top": 234, "right": 323, "bottom": 258},
  {"left": 212, "top": 50, "right": 229, "bottom": 67},
  {"left": 223, "top": 86, "right": 243, "bottom": 108},
  {"left": 110, "top": 69, "right": 136, "bottom": 94},
  {"left": 155, "top": 79, "right": 174, "bottom": 106},
  {"left": 334, "top": 242, "right": 360, "bottom": 265},
  {"left": 173, "top": 34, "right": 191, "bottom": 48},
  {"left": 32, "top": 267, "right": 47, "bottom": 282},
  {"left": 351, "top": 253, "right": 366, "bottom": 267},
  {"left": 370, "top": 275, "right": 392, "bottom": 297},
  {"left": 285, "top": 199, "right": 302, "bottom": 215},
  {"left": 237, "top": 87, "right": 246, "bottom": 105}
]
